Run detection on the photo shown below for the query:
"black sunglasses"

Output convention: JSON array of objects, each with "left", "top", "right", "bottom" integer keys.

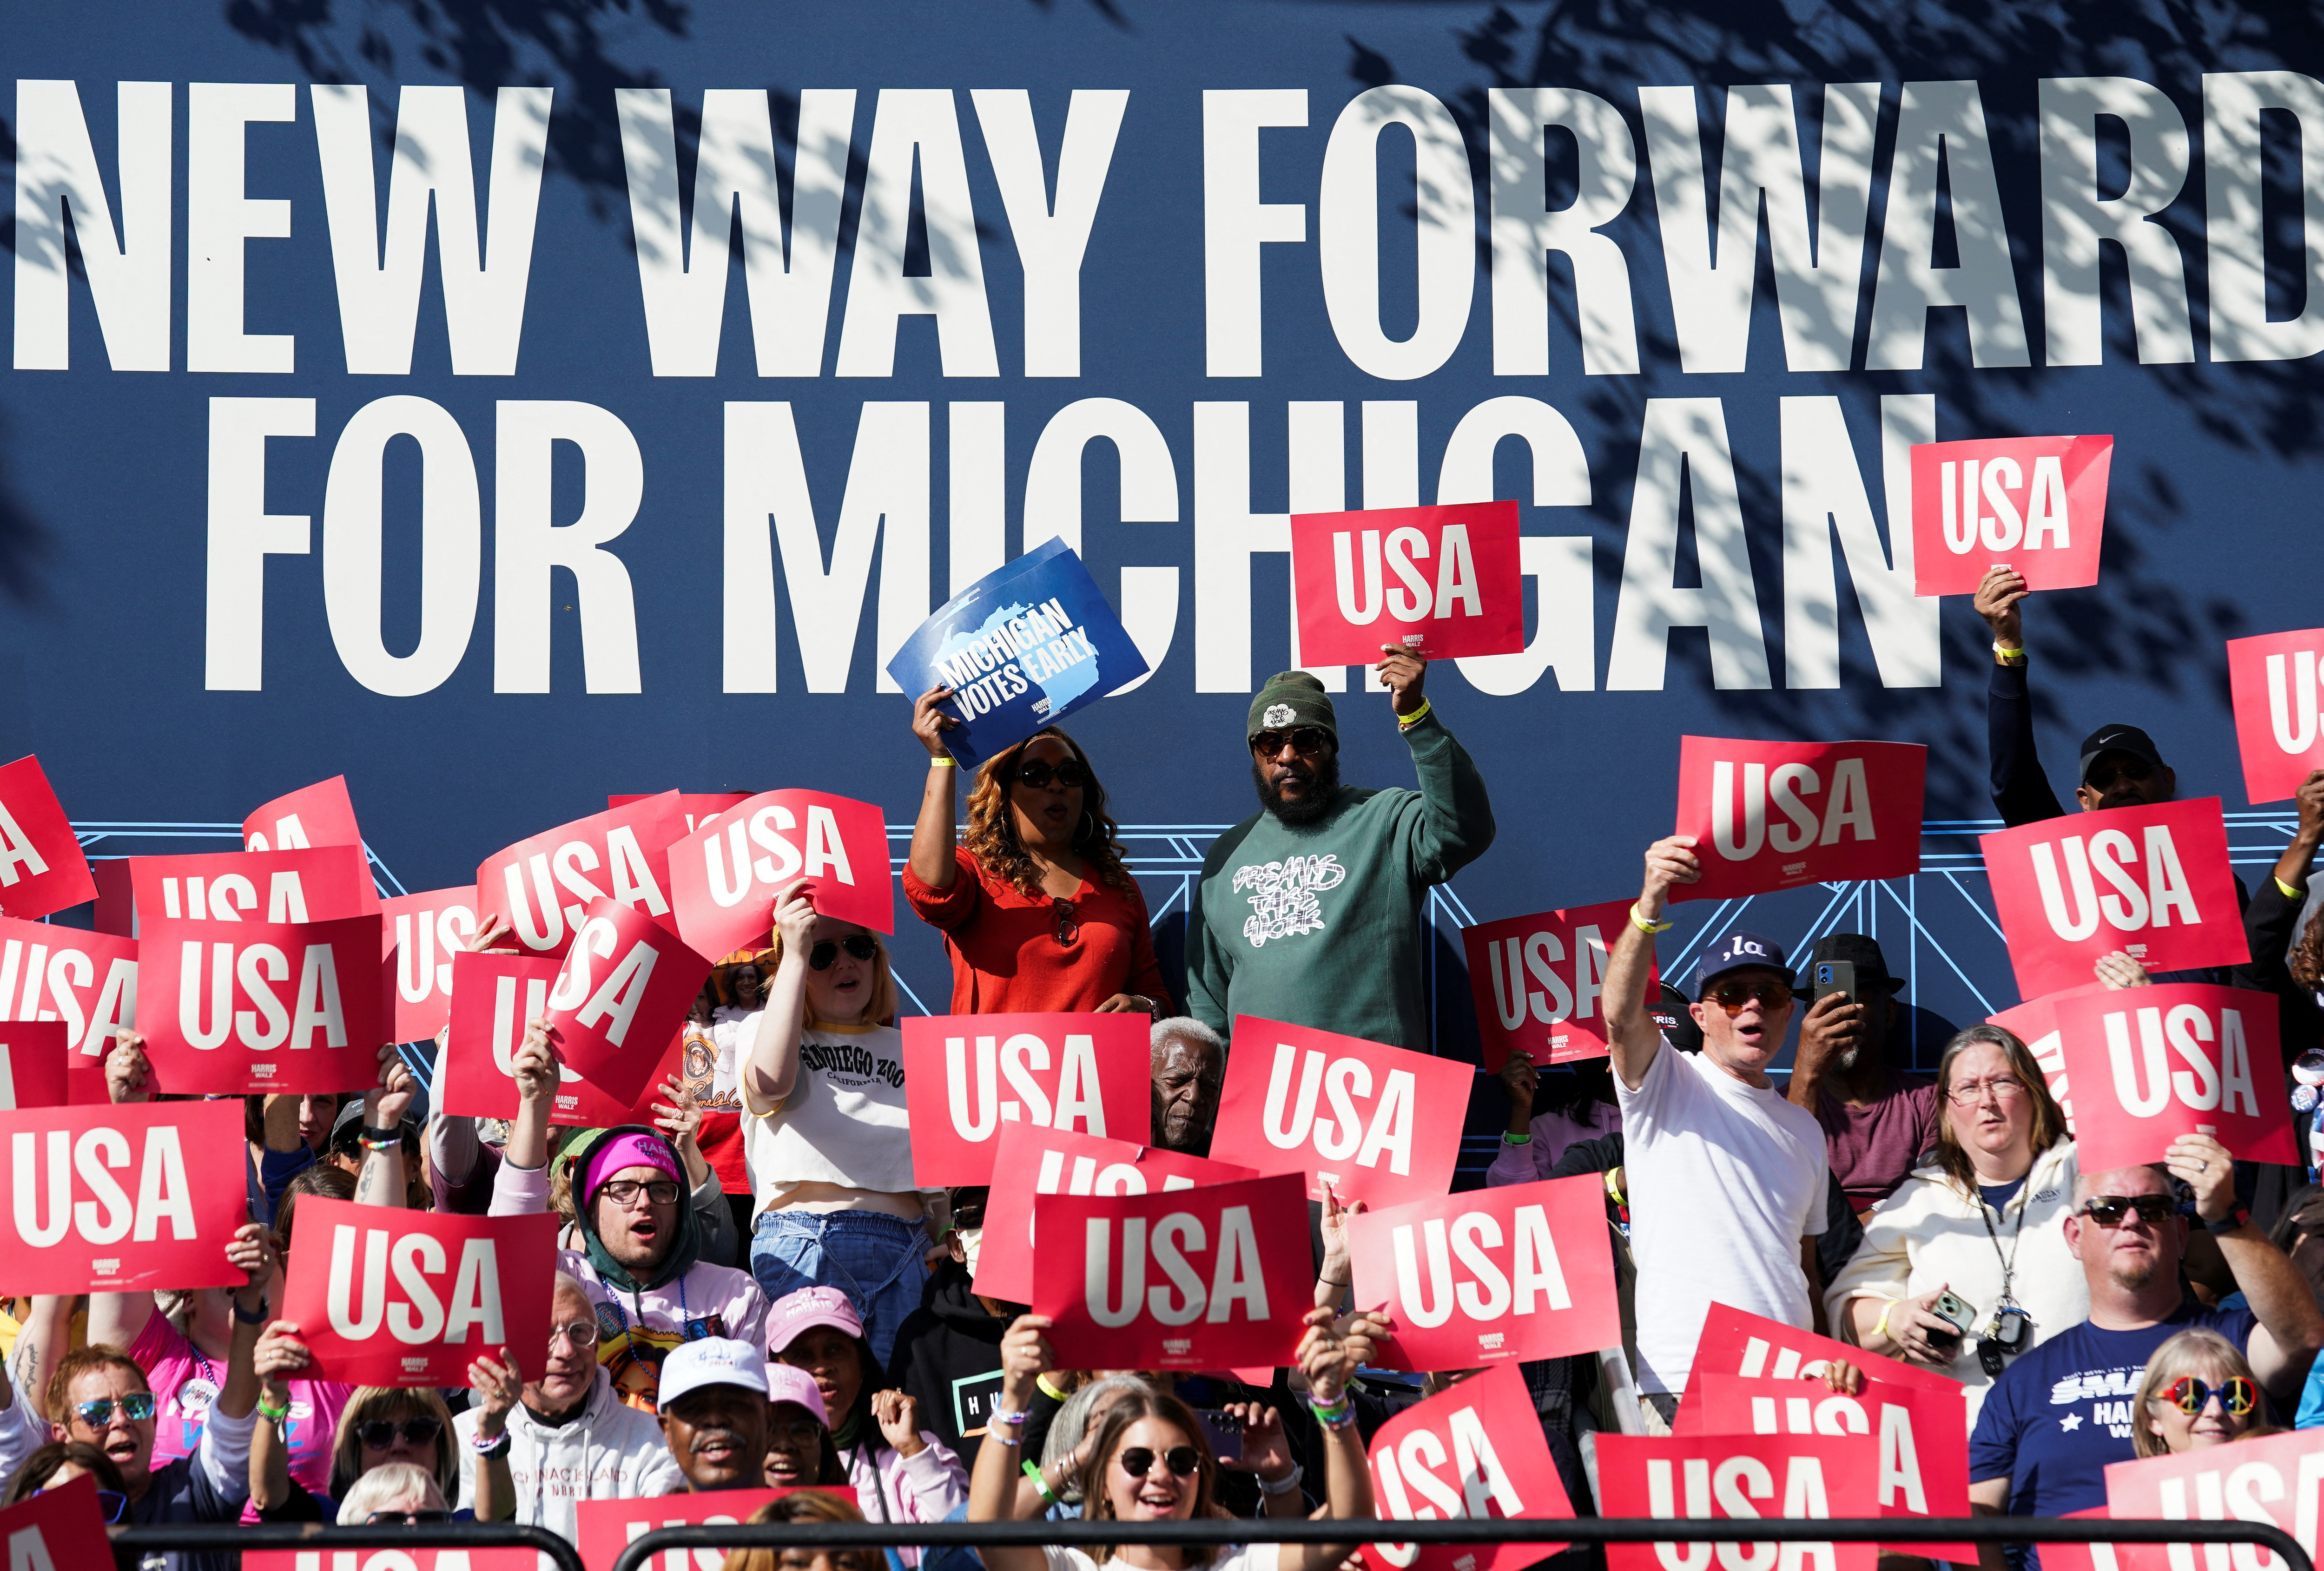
[
  {"left": 367, "top": 1510, "right": 454, "bottom": 1525},
  {"left": 1118, "top": 1445, "right": 1201, "bottom": 1479},
  {"left": 809, "top": 934, "right": 879, "bottom": 971},
  {"left": 1015, "top": 759, "right": 1088, "bottom": 790},
  {"left": 357, "top": 1415, "right": 444, "bottom": 1449},
  {"left": 2086, "top": 757, "right": 2155, "bottom": 791},
  {"left": 2080, "top": 1195, "right": 2178, "bottom": 1227},
  {"left": 1251, "top": 727, "right": 1331, "bottom": 758}
]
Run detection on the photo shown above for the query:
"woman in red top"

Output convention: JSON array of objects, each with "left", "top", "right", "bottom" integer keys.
[{"left": 905, "top": 684, "right": 1172, "bottom": 1016}]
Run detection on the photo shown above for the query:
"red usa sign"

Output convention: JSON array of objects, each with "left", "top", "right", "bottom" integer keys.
[
  {"left": 611, "top": 791, "right": 753, "bottom": 834},
  {"left": 1347, "top": 1175, "right": 1620, "bottom": 1372},
  {"left": 0, "top": 1021, "right": 70, "bottom": 1111},
  {"left": 2228, "top": 629, "right": 2324, "bottom": 806},
  {"left": 1988, "top": 983, "right": 2110, "bottom": 1136},
  {"left": 1982, "top": 799, "right": 2248, "bottom": 999},
  {"left": 244, "top": 775, "right": 365, "bottom": 852},
  {"left": 380, "top": 886, "right": 479, "bottom": 1043},
  {"left": 1368, "top": 1365, "right": 1574, "bottom": 1571},
  {"left": 1032, "top": 1170, "right": 1313, "bottom": 1373},
  {"left": 1677, "top": 1302, "right": 1960, "bottom": 1420},
  {"left": 2104, "top": 1425, "right": 2324, "bottom": 1571},
  {"left": 475, "top": 792, "right": 684, "bottom": 956},
  {"left": 541, "top": 897, "right": 711, "bottom": 1107},
  {"left": 973, "top": 1120, "right": 1256, "bottom": 1306},
  {"left": 0, "top": 917, "right": 138, "bottom": 1091},
  {"left": 136, "top": 914, "right": 385, "bottom": 1094},
  {"left": 1210, "top": 1015, "right": 1467, "bottom": 1209},
  {"left": 0, "top": 1475, "right": 118, "bottom": 1571},
  {"left": 1595, "top": 1433, "right": 1880, "bottom": 1571},
  {"left": 901, "top": 1012, "right": 1152, "bottom": 1186},
  {"left": 1463, "top": 898, "right": 1657, "bottom": 1070},
  {"left": 283, "top": 1196, "right": 560, "bottom": 1386},
  {"left": 248, "top": 1552, "right": 537, "bottom": 1571},
  {"left": 1289, "top": 500, "right": 1525, "bottom": 664},
  {"left": 130, "top": 847, "right": 374, "bottom": 927},
  {"left": 2055, "top": 983, "right": 2294, "bottom": 1170},
  {"left": 1688, "top": 1373, "right": 1975, "bottom": 1559},
  {"left": 668, "top": 788, "right": 897, "bottom": 960},
  {"left": 1672, "top": 738, "right": 1926, "bottom": 901},
  {"left": 1910, "top": 434, "right": 2113, "bottom": 596},
  {"left": 0, "top": 756, "right": 97, "bottom": 920},
  {"left": 0, "top": 1098, "right": 246, "bottom": 1293},
  {"left": 575, "top": 1488, "right": 804, "bottom": 1571},
  {"left": 437, "top": 949, "right": 681, "bottom": 1127}
]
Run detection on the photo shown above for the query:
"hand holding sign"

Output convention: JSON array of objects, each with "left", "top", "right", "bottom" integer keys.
[
  {"left": 1910, "top": 434, "right": 2113, "bottom": 595},
  {"left": 1290, "top": 501, "right": 1524, "bottom": 664}
]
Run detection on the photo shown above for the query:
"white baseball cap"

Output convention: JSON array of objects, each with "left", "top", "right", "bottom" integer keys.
[{"left": 656, "top": 1337, "right": 771, "bottom": 1412}]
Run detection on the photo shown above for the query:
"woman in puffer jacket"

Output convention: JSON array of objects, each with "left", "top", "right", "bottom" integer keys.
[{"left": 766, "top": 1286, "right": 968, "bottom": 1558}]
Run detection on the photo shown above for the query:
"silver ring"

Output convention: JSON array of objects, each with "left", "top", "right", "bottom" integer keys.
[{"left": 2199, "top": 1160, "right": 2209, "bottom": 1171}]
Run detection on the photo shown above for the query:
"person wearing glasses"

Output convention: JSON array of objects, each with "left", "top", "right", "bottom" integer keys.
[
  {"left": 1966, "top": 1145, "right": 2324, "bottom": 1564},
  {"left": 2129, "top": 1330, "right": 2276, "bottom": 1456},
  {"left": 454, "top": 1272, "right": 682, "bottom": 1541},
  {"left": 739, "top": 881, "right": 947, "bottom": 1370},
  {"left": 333, "top": 1460, "right": 452, "bottom": 1525},
  {"left": 1827, "top": 1025, "right": 2086, "bottom": 1424},
  {"left": 1186, "top": 653, "right": 1494, "bottom": 1052},
  {"left": 1600, "top": 836, "right": 1833, "bottom": 1425},
  {"left": 906, "top": 699, "right": 1171, "bottom": 1019}
]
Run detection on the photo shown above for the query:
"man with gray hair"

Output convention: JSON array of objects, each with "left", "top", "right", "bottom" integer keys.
[{"left": 1149, "top": 1017, "right": 1226, "bottom": 1156}]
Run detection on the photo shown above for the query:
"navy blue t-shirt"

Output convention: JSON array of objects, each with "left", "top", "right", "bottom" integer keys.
[{"left": 1968, "top": 1302, "right": 2258, "bottom": 1561}]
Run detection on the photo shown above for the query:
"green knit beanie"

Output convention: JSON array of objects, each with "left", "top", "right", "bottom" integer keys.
[{"left": 1247, "top": 671, "right": 1338, "bottom": 742}]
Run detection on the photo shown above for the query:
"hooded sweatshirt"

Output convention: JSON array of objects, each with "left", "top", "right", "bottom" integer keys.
[
  {"left": 492, "top": 1124, "right": 768, "bottom": 1411},
  {"left": 453, "top": 1365, "right": 682, "bottom": 1543},
  {"left": 887, "top": 1260, "right": 1058, "bottom": 1470},
  {"left": 837, "top": 1422, "right": 970, "bottom": 1563}
]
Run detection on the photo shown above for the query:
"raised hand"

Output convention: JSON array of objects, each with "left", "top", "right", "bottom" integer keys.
[
  {"left": 871, "top": 1388, "right": 927, "bottom": 1458},
  {"left": 106, "top": 1030, "right": 153, "bottom": 1104},
  {"left": 2093, "top": 951, "right": 2152, "bottom": 990},
  {"left": 1639, "top": 835, "right": 1702, "bottom": 913},
  {"left": 468, "top": 1349, "right": 523, "bottom": 1437},
  {"left": 253, "top": 1321, "right": 312, "bottom": 1392},
  {"left": 772, "top": 880, "right": 819, "bottom": 957},
  {"left": 466, "top": 913, "right": 517, "bottom": 954},
  {"left": 1976, "top": 565, "right": 2030, "bottom": 651},
  {"left": 510, "top": 1020, "right": 561, "bottom": 1106},
  {"left": 913, "top": 684, "right": 962, "bottom": 757},
  {"left": 1376, "top": 645, "right": 1427, "bottom": 715},
  {"left": 1215, "top": 1401, "right": 1295, "bottom": 1488},
  {"left": 368, "top": 1042, "right": 417, "bottom": 1128}
]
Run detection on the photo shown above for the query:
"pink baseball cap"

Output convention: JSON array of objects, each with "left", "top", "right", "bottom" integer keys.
[
  {"left": 764, "top": 1362, "right": 831, "bottom": 1427},
  {"left": 765, "top": 1287, "right": 864, "bottom": 1355}
]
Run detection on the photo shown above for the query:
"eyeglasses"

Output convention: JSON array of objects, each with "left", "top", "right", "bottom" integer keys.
[
  {"left": 549, "top": 1319, "right": 602, "bottom": 1349},
  {"left": 366, "top": 1510, "right": 454, "bottom": 1525},
  {"left": 2155, "top": 1375, "right": 2258, "bottom": 1416},
  {"left": 1118, "top": 1445, "right": 1201, "bottom": 1479},
  {"left": 72, "top": 1392, "right": 156, "bottom": 1427},
  {"left": 1014, "top": 759, "right": 1088, "bottom": 790},
  {"left": 1251, "top": 728, "right": 1331, "bottom": 758},
  {"left": 595, "top": 1178, "right": 681, "bottom": 1206},
  {"left": 1946, "top": 1076, "right": 2027, "bottom": 1106},
  {"left": 808, "top": 934, "right": 878, "bottom": 971},
  {"left": 357, "top": 1415, "right": 444, "bottom": 1450},
  {"left": 1053, "top": 898, "right": 1080, "bottom": 946},
  {"left": 2079, "top": 1195, "right": 2178, "bottom": 1227},
  {"left": 93, "top": 1489, "right": 127, "bottom": 1523},
  {"left": 1704, "top": 980, "right": 1792, "bottom": 1015},
  {"left": 2086, "top": 757, "right": 2154, "bottom": 791}
]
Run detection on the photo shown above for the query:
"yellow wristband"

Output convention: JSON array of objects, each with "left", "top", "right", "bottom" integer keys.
[
  {"left": 1993, "top": 642, "right": 2026, "bottom": 664},
  {"left": 1872, "top": 1299, "right": 1897, "bottom": 1342},
  {"left": 929, "top": 756, "right": 957, "bottom": 768},
  {"left": 2278, "top": 877, "right": 2305, "bottom": 901},
  {"left": 1397, "top": 698, "right": 1433, "bottom": 730},
  {"left": 1630, "top": 903, "right": 1673, "bottom": 935}
]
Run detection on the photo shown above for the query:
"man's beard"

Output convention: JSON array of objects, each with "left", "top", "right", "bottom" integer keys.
[
  {"left": 1253, "top": 752, "right": 1342, "bottom": 826},
  {"left": 2111, "top": 1258, "right": 2157, "bottom": 1292}
]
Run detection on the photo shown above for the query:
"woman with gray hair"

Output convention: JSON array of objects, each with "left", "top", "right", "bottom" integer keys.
[
  {"left": 1026, "top": 1376, "right": 1156, "bottom": 1516},
  {"left": 336, "top": 1461, "right": 449, "bottom": 1525}
]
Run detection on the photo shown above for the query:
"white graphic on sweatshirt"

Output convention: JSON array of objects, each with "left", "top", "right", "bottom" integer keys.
[{"left": 1231, "top": 854, "right": 1347, "bottom": 947}]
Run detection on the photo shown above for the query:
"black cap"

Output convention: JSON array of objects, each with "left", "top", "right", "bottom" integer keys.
[
  {"left": 329, "top": 1098, "right": 416, "bottom": 1151},
  {"left": 1805, "top": 933, "right": 1906, "bottom": 993},
  {"left": 2078, "top": 724, "right": 2166, "bottom": 785},
  {"left": 1649, "top": 980, "right": 1704, "bottom": 1054}
]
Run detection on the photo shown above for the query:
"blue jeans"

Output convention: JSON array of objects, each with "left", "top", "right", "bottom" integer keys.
[{"left": 752, "top": 1209, "right": 929, "bottom": 1370}]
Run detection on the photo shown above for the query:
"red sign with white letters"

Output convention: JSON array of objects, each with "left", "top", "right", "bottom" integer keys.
[
  {"left": 2104, "top": 1426, "right": 2324, "bottom": 1571},
  {"left": 2228, "top": 628, "right": 2324, "bottom": 806},
  {"left": 1209, "top": 1015, "right": 1468, "bottom": 1209},
  {"left": 574, "top": 1489, "right": 799, "bottom": 1571},
  {"left": 135, "top": 914, "right": 385, "bottom": 1094},
  {"left": 249, "top": 1553, "right": 535, "bottom": 1571},
  {"left": 667, "top": 788, "right": 897, "bottom": 958},
  {"left": 1679, "top": 1302, "right": 1960, "bottom": 1413},
  {"left": 1910, "top": 434, "right": 2113, "bottom": 596},
  {"left": 130, "top": 847, "right": 374, "bottom": 927},
  {"left": 1462, "top": 899, "right": 1658, "bottom": 1070},
  {"left": 380, "top": 885, "right": 479, "bottom": 1043},
  {"left": 0, "top": 756, "right": 96, "bottom": 920},
  {"left": 0, "top": 1476, "right": 119, "bottom": 1571},
  {"left": 610, "top": 791, "right": 753, "bottom": 835},
  {"left": 1981, "top": 799, "right": 2248, "bottom": 999},
  {"left": 1689, "top": 1373, "right": 1976, "bottom": 1558},
  {"left": 1594, "top": 1432, "right": 1880, "bottom": 1571},
  {"left": 0, "top": 916, "right": 138, "bottom": 1095},
  {"left": 900, "top": 1012, "right": 1153, "bottom": 1186},
  {"left": 2053, "top": 982, "right": 2293, "bottom": 1170},
  {"left": 1289, "top": 500, "right": 1525, "bottom": 664},
  {"left": 437, "top": 949, "right": 682, "bottom": 1127},
  {"left": 475, "top": 792, "right": 684, "bottom": 956},
  {"left": 1032, "top": 1170, "right": 1314, "bottom": 1372},
  {"left": 973, "top": 1121, "right": 1256, "bottom": 1306},
  {"left": 1346, "top": 1176, "right": 1619, "bottom": 1372},
  {"left": 282, "top": 1196, "right": 560, "bottom": 1387},
  {"left": 0, "top": 1020, "right": 70, "bottom": 1110},
  {"left": 1988, "top": 983, "right": 2110, "bottom": 1135},
  {"left": 0, "top": 1098, "right": 247, "bottom": 1292},
  {"left": 540, "top": 897, "right": 711, "bottom": 1107},
  {"left": 1366, "top": 1365, "right": 1574, "bottom": 1571},
  {"left": 244, "top": 775, "right": 365, "bottom": 852},
  {"left": 1672, "top": 737, "right": 1926, "bottom": 901}
]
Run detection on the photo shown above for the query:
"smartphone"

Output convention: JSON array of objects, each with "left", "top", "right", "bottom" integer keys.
[
  {"left": 1925, "top": 1289, "right": 1973, "bottom": 1353},
  {"left": 1193, "top": 1408, "right": 1243, "bottom": 1462},
  {"left": 1813, "top": 961, "right": 1856, "bottom": 1006}
]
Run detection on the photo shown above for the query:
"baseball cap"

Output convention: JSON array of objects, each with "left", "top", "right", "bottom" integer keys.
[
  {"left": 2077, "top": 724, "right": 2166, "bottom": 785},
  {"left": 1804, "top": 933, "right": 1905, "bottom": 993},
  {"left": 764, "top": 1362, "right": 832, "bottom": 1427},
  {"left": 657, "top": 1337, "right": 771, "bottom": 1412},
  {"left": 329, "top": 1098, "right": 415, "bottom": 1151},
  {"left": 1648, "top": 980, "right": 1704, "bottom": 1053},
  {"left": 766, "top": 1286, "right": 864, "bottom": 1355},
  {"left": 1691, "top": 931, "right": 1793, "bottom": 1000}
]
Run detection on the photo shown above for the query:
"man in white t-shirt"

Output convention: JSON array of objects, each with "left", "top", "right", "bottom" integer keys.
[{"left": 1602, "top": 834, "right": 1834, "bottom": 1426}]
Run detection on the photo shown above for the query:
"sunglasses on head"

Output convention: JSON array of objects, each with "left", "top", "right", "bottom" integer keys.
[
  {"left": 1251, "top": 728, "right": 1331, "bottom": 758},
  {"left": 1014, "top": 758, "right": 1088, "bottom": 790},
  {"left": 2080, "top": 1195, "right": 2178, "bottom": 1227},
  {"left": 2156, "top": 1375, "right": 2257, "bottom": 1417},
  {"left": 358, "top": 1415, "right": 444, "bottom": 1450},
  {"left": 809, "top": 934, "right": 879, "bottom": 971},
  {"left": 2086, "top": 757, "right": 2155, "bottom": 791},
  {"left": 1118, "top": 1445, "right": 1201, "bottom": 1479},
  {"left": 1704, "top": 979, "right": 1792, "bottom": 1015},
  {"left": 73, "top": 1392, "right": 156, "bottom": 1427}
]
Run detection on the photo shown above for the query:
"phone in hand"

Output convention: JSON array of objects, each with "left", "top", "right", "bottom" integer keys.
[
  {"left": 1924, "top": 1289, "right": 1974, "bottom": 1354},
  {"left": 1194, "top": 1408, "right": 1243, "bottom": 1462},
  {"left": 1812, "top": 961, "right": 1857, "bottom": 1007}
]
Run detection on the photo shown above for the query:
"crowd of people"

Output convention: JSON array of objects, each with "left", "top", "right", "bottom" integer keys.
[{"left": 10, "top": 584, "right": 2324, "bottom": 1571}]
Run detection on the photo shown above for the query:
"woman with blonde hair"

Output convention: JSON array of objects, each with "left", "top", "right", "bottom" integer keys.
[
  {"left": 724, "top": 1487, "right": 891, "bottom": 1571},
  {"left": 2132, "top": 1329, "right": 2276, "bottom": 1457},
  {"left": 1828, "top": 1024, "right": 2087, "bottom": 1422},
  {"left": 904, "top": 695, "right": 1170, "bottom": 1018}
]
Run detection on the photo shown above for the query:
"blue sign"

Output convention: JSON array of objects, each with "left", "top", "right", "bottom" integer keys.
[{"left": 886, "top": 538, "right": 1150, "bottom": 769}]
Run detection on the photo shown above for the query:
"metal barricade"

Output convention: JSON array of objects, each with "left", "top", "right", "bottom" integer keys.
[{"left": 110, "top": 1518, "right": 584, "bottom": 1571}]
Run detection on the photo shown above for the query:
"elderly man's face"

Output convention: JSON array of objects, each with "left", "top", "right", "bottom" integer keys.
[{"left": 1150, "top": 1033, "right": 1224, "bottom": 1153}]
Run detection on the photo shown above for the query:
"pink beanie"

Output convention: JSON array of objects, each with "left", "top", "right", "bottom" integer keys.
[{"left": 583, "top": 1132, "right": 680, "bottom": 1201}]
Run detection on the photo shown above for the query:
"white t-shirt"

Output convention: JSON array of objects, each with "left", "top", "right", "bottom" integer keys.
[
  {"left": 742, "top": 1022, "right": 919, "bottom": 1209},
  {"left": 1618, "top": 1042, "right": 1831, "bottom": 1395},
  {"left": 1043, "top": 1545, "right": 1275, "bottom": 1571}
]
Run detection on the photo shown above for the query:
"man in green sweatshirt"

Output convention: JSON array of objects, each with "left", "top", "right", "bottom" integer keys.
[{"left": 1186, "top": 648, "right": 1495, "bottom": 1052}]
